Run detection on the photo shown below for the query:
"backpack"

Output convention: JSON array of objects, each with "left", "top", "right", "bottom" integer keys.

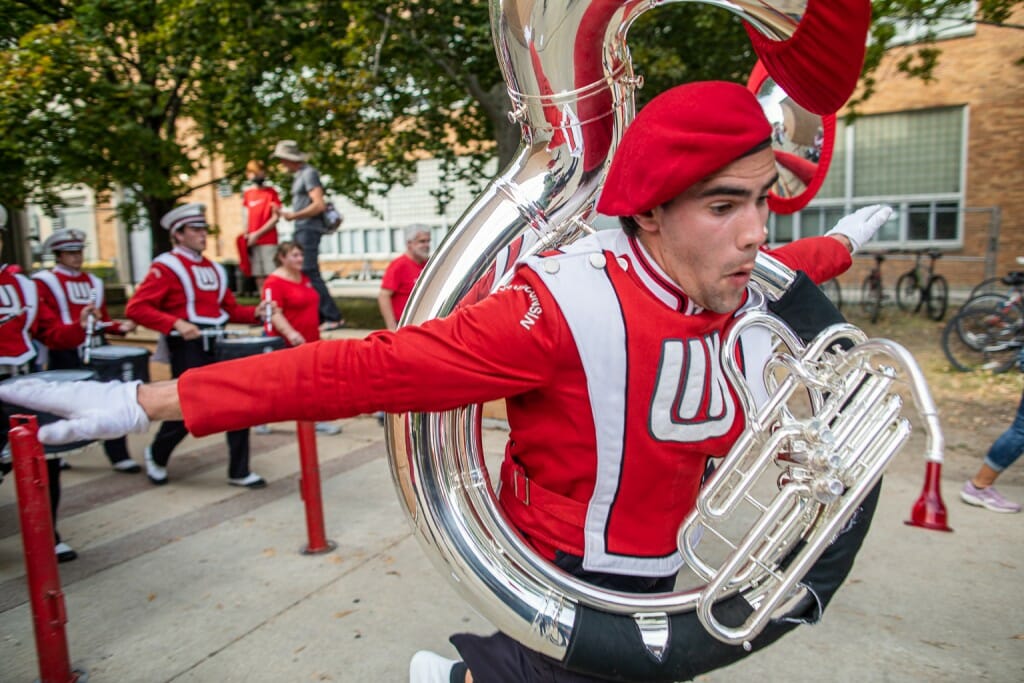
[{"left": 322, "top": 202, "right": 343, "bottom": 233}]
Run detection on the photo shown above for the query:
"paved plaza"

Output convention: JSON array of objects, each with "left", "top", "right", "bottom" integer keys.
[{"left": 0, "top": 344, "right": 1022, "bottom": 682}]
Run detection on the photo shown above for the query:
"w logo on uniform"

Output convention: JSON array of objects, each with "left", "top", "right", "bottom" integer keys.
[
  {"left": 649, "top": 332, "right": 737, "bottom": 442},
  {"left": 67, "top": 280, "right": 95, "bottom": 305},
  {"left": 192, "top": 266, "right": 219, "bottom": 291},
  {"left": 0, "top": 284, "right": 21, "bottom": 317}
]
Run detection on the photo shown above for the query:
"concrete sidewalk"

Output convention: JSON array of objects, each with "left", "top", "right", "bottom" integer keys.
[{"left": 0, "top": 416, "right": 1022, "bottom": 682}]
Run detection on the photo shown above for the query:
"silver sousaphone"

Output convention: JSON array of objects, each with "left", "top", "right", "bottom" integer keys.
[{"left": 385, "top": 0, "right": 950, "bottom": 671}]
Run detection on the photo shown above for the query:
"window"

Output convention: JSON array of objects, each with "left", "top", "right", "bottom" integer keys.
[
  {"left": 768, "top": 106, "right": 965, "bottom": 249},
  {"left": 881, "top": 1, "right": 976, "bottom": 46}
]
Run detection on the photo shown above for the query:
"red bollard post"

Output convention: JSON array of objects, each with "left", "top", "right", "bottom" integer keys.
[
  {"left": 295, "top": 421, "right": 336, "bottom": 555},
  {"left": 8, "top": 415, "right": 87, "bottom": 683},
  {"left": 906, "top": 460, "right": 953, "bottom": 532}
]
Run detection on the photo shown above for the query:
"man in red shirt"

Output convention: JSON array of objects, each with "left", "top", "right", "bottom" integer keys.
[
  {"left": 125, "top": 203, "right": 269, "bottom": 489},
  {"left": 3, "top": 84, "right": 891, "bottom": 679},
  {"left": 241, "top": 160, "right": 281, "bottom": 291},
  {"left": 378, "top": 225, "right": 431, "bottom": 331},
  {"left": 34, "top": 228, "right": 141, "bottom": 473}
]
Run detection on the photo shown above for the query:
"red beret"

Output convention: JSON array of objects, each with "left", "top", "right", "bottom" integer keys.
[{"left": 597, "top": 81, "right": 771, "bottom": 216}]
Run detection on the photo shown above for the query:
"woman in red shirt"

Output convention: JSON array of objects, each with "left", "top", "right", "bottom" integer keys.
[
  {"left": 261, "top": 242, "right": 341, "bottom": 434},
  {"left": 263, "top": 242, "right": 319, "bottom": 347}
]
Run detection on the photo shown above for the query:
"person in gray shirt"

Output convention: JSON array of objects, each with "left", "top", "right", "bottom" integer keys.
[{"left": 272, "top": 140, "right": 344, "bottom": 330}]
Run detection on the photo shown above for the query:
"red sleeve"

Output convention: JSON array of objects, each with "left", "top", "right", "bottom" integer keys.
[
  {"left": 270, "top": 187, "right": 282, "bottom": 208},
  {"left": 125, "top": 265, "right": 180, "bottom": 334},
  {"left": 222, "top": 289, "right": 258, "bottom": 325},
  {"left": 180, "top": 271, "right": 565, "bottom": 435},
  {"left": 31, "top": 292, "right": 85, "bottom": 350},
  {"left": 767, "top": 236, "right": 851, "bottom": 284}
]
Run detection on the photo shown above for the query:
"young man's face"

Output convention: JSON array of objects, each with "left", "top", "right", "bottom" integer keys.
[
  {"left": 56, "top": 250, "right": 84, "bottom": 271},
  {"left": 174, "top": 225, "right": 208, "bottom": 253},
  {"left": 407, "top": 232, "right": 431, "bottom": 263},
  {"left": 635, "top": 146, "right": 777, "bottom": 314}
]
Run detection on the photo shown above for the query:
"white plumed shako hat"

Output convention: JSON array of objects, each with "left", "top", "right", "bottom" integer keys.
[
  {"left": 160, "top": 203, "right": 209, "bottom": 233},
  {"left": 43, "top": 228, "right": 87, "bottom": 253}
]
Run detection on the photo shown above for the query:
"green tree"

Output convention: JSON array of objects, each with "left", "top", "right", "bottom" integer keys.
[
  {"left": 1, "top": 0, "right": 1020, "bottom": 257},
  {"left": 277, "top": 0, "right": 1022, "bottom": 216},
  {"left": 0, "top": 0, "right": 349, "bottom": 255}
]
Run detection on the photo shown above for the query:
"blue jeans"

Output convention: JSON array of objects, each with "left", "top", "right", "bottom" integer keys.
[
  {"left": 294, "top": 228, "right": 342, "bottom": 324},
  {"left": 985, "top": 387, "right": 1024, "bottom": 472}
]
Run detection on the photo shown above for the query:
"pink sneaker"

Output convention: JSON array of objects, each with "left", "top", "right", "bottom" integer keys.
[{"left": 960, "top": 481, "right": 1021, "bottom": 513}]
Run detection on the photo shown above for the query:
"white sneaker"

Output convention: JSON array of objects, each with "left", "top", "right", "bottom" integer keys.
[
  {"left": 112, "top": 458, "right": 142, "bottom": 473},
  {"left": 315, "top": 422, "right": 342, "bottom": 435},
  {"left": 55, "top": 541, "right": 78, "bottom": 563},
  {"left": 409, "top": 651, "right": 458, "bottom": 683},
  {"left": 252, "top": 424, "right": 272, "bottom": 435},
  {"left": 228, "top": 473, "right": 267, "bottom": 489},
  {"left": 144, "top": 447, "right": 168, "bottom": 485}
]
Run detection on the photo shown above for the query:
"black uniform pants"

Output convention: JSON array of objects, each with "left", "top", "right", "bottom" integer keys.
[{"left": 148, "top": 336, "right": 251, "bottom": 479}]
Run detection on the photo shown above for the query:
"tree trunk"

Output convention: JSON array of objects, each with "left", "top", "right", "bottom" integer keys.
[{"left": 145, "top": 196, "right": 176, "bottom": 258}]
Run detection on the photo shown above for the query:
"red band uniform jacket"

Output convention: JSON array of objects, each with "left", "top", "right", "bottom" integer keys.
[
  {"left": 0, "top": 266, "right": 85, "bottom": 366},
  {"left": 126, "top": 247, "right": 257, "bottom": 332},
  {"left": 178, "top": 232, "right": 849, "bottom": 573}
]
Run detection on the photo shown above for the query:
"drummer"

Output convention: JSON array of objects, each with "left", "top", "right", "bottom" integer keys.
[
  {"left": 33, "top": 228, "right": 142, "bottom": 474},
  {"left": 0, "top": 207, "right": 92, "bottom": 562},
  {"left": 125, "top": 203, "right": 272, "bottom": 489}
]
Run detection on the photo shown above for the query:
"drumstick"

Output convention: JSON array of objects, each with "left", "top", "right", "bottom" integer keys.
[
  {"left": 83, "top": 288, "right": 98, "bottom": 364},
  {"left": 263, "top": 290, "right": 274, "bottom": 336}
]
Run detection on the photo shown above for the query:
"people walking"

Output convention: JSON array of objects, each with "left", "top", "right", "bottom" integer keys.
[
  {"left": 33, "top": 228, "right": 141, "bottom": 473},
  {"left": 272, "top": 140, "right": 344, "bottom": 331},
  {"left": 125, "top": 203, "right": 270, "bottom": 488}
]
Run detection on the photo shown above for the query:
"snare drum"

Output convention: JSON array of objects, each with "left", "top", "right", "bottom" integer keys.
[
  {"left": 214, "top": 335, "right": 286, "bottom": 362},
  {"left": 1, "top": 369, "right": 97, "bottom": 454},
  {"left": 88, "top": 345, "right": 151, "bottom": 383}
]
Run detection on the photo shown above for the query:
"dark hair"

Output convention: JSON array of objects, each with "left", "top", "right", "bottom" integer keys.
[
  {"left": 616, "top": 137, "right": 773, "bottom": 238},
  {"left": 273, "top": 241, "right": 303, "bottom": 266},
  {"left": 619, "top": 215, "right": 642, "bottom": 237}
]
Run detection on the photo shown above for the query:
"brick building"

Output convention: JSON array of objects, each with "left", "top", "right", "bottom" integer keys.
[{"left": 775, "top": 9, "right": 1024, "bottom": 296}]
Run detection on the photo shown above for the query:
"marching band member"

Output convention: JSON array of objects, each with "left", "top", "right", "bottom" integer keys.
[
  {"left": 0, "top": 209, "right": 91, "bottom": 562},
  {"left": 33, "top": 228, "right": 141, "bottom": 473},
  {"left": 0, "top": 84, "right": 891, "bottom": 678},
  {"left": 125, "top": 203, "right": 270, "bottom": 489}
]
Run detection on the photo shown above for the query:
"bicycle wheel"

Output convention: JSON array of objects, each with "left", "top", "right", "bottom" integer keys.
[
  {"left": 942, "top": 294, "right": 1023, "bottom": 372},
  {"left": 818, "top": 279, "right": 842, "bottom": 311},
  {"left": 895, "top": 272, "right": 919, "bottom": 312},
  {"left": 925, "top": 275, "right": 949, "bottom": 321},
  {"left": 969, "top": 276, "right": 1005, "bottom": 299},
  {"left": 860, "top": 275, "right": 882, "bottom": 323}
]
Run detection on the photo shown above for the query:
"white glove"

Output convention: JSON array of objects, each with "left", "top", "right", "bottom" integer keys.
[
  {"left": 0, "top": 379, "right": 150, "bottom": 445},
  {"left": 825, "top": 204, "right": 893, "bottom": 253}
]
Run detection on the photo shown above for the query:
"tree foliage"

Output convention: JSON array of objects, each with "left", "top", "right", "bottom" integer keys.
[
  {"left": 0, "top": 0, "right": 1020, "bottom": 256},
  {"left": 0, "top": 0, "right": 348, "bottom": 254}
]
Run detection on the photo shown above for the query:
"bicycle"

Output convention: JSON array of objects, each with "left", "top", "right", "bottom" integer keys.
[
  {"left": 859, "top": 253, "right": 886, "bottom": 323},
  {"left": 895, "top": 249, "right": 948, "bottom": 321},
  {"left": 818, "top": 278, "right": 842, "bottom": 311},
  {"left": 941, "top": 274, "right": 1024, "bottom": 372},
  {"left": 968, "top": 256, "right": 1024, "bottom": 299}
]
